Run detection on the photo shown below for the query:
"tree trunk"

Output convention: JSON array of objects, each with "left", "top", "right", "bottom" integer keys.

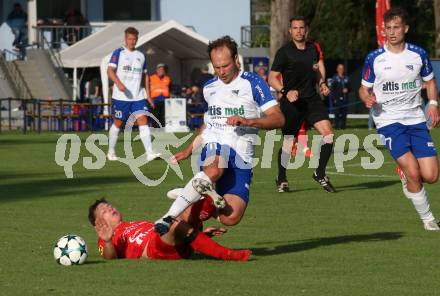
[
  {"left": 435, "top": 0, "right": 440, "bottom": 58},
  {"left": 270, "top": 0, "right": 297, "bottom": 63}
]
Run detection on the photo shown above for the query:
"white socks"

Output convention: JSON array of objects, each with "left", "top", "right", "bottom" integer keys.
[
  {"left": 404, "top": 187, "right": 435, "bottom": 222},
  {"left": 108, "top": 124, "right": 120, "bottom": 154},
  {"left": 108, "top": 124, "right": 153, "bottom": 155},
  {"left": 163, "top": 171, "right": 212, "bottom": 219},
  {"left": 139, "top": 125, "right": 153, "bottom": 154}
]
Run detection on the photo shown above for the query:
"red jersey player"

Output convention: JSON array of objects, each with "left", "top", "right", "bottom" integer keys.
[{"left": 88, "top": 198, "right": 250, "bottom": 261}]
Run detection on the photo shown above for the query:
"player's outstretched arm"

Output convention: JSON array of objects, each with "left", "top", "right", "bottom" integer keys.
[
  {"left": 171, "top": 124, "right": 206, "bottom": 164},
  {"left": 226, "top": 105, "right": 285, "bottom": 130}
]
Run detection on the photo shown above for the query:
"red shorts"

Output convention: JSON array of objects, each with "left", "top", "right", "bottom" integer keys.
[{"left": 146, "top": 232, "right": 192, "bottom": 260}]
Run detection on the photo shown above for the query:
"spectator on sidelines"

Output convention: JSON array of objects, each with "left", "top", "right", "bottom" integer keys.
[
  {"left": 6, "top": 3, "right": 27, "bottom": 51},
  {"left": 330, "top": 63, "right": 350, "bottom": 129},
  {"left": 87, "top": 76, "right": 103, "bottom": 129},
  {"left": 63, "top": 7, "right": 87, "bottom": 45},
  {"left": 149, "top": 63, "right": 171, "bottom": 128}
]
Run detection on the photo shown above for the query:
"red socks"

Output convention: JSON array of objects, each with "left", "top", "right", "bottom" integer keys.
[
  {"left": 190, "top": 231, "right": 250, "bottom": 261},
  {"left": 191, "top": 196, "right": 217, "bottom": 222}
]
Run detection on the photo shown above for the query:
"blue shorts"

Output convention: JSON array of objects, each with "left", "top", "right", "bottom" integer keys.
[
  {"left": 378, "top": 122, "right": 437, "bottom": 160},
  {"left": 199, "top": 143, "right": 253, "bottom": 204},
  {"left": 112, "top": 99, "right": 150, "bottom": 122}
]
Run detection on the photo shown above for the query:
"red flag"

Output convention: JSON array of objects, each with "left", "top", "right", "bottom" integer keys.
[{"left": 376, "top": 0, "right": 390, "bottom": 46}]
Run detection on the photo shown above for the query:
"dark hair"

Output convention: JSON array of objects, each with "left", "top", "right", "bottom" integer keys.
[
  {"left": 125, "top": 27, "right": 139, "bottom": 36},
  {"left": 289, "top": 16, "right": 307, "bottom": 26},
  {"left": 88, "top": 197, "right": 108, "bottom": 226},
  {"left": 207, "top": 35, "right": 238, "bottom": 59},
  {"left": 384, "top": 7, "right": 408, "bottom": 25}
]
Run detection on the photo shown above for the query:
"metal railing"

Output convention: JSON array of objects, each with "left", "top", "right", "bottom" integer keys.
[
  {"left": 241, "top": 25, "right": 270, "bottom": 48},
  {"left": 40, "top": 34, "right": 73, "bottom": 95},
  {"left": 34, "top": 25, "right": 106, "bottom": 49},
  {"left": 0, "top": 98, "right": 111, "bottom": 133},
  {"left": 2, "top": 49, "right": 23, "bottom": 61},
  {"left": 0, "top": 52, "right": 32, "bottom": 99},
  {"left": 41, "top": 34, "right": 64, "bottom": 69}
]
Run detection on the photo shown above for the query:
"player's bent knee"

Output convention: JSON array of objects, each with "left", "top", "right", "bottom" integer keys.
[
  {"left": 219, "top": 214, "right": 242, "bottom": 226},
  {"left": 136, "top": 116, "right": 148, "bottom": 126},
  {"left": 113, "top": 120, "right": 124, "bottom": 128},
  {"left": 218, "top": 197, "right": 246, "bottom": 226},
  {"left": 423, "top": 173, "right": 438, "bottom": 184},
  {"left": 406, "top": 170, "right": 422, "bottom": 184}
]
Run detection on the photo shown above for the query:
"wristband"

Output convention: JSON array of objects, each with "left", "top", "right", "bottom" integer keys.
[
  {"left": 428, "top": 100, "right": 438, "bottom": 106},
  {"left": 280, "top": 88, "right": 287, "bottom": 95},
  {"left": 319, "top": 81, "right": 327, "bottom": 87}
]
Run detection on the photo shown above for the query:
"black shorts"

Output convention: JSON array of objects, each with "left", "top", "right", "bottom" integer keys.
[{"left": 279, "top": 94, "right": 329, "bottom": 136}]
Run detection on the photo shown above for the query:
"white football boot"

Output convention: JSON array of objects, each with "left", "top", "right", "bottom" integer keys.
[{"left": 192, "top": 178, "right": 226, "bottom": 209}]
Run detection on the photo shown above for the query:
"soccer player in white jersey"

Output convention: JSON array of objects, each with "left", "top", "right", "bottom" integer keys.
[
  {"left": 154, "top": 36, "right": 285, "bottom": 235},
  {"left": 107, "top": 27, "right": 160, "bottom": 162},
  {"left": 359, "top": 7, "right": 440, "bottom": 230}
]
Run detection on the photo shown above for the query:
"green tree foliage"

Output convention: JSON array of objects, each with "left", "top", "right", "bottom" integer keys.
[
  {"left": 300, "top": 0, "right": 377, "bottom": 59},
  {"left": 266, "top": 0, "right": 436, "bottom": 59},
  {"left": 395, "top": 0, "right": 435, "bottom": 55},
  {"left": 299, "top": 0, "right": 435, "bottom": 58}
]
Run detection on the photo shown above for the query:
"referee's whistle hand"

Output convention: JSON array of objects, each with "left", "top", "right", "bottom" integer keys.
[{"left": 286, "top": 90, "right": 299, "bottom": 102}]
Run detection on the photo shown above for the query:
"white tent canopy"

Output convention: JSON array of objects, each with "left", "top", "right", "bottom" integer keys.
[{"left": 59, "top": 20, "right": 212, "bottom": 103}]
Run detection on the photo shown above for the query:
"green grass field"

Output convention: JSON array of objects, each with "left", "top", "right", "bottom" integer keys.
[{"left": 1, "top": 127, "right": 440, "bottom": 295}]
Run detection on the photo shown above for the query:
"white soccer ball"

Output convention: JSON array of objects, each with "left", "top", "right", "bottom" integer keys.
[{"left": 53, "top": 235, "right": 88, "bottom": 266}]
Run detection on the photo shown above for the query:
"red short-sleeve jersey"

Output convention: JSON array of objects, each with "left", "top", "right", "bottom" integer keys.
[
  {"left": 98, "top": 220, "right": 155, "bottom": 259},
  {"left": 98, "top": 220, "right": 192, "bottom": 260}
]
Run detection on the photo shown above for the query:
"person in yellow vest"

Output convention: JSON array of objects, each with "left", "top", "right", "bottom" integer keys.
[{"left": 149, "top": 63, "right": 171, "bottom": 128}]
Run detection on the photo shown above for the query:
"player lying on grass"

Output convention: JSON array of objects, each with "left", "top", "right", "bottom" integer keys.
[{"left": 88, "top": 198, "right": 250, "bottom": 261}]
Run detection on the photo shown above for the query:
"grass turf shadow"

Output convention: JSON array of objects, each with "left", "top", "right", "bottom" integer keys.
[
  {"left": 251, "top": 232, "right": 403, "bottom": 256},
  {"left": 0, "top": 175, "right": 140, "bottom": 202},
  {"left": 334, "top": 180, "right": 400, "bottom": 191}
]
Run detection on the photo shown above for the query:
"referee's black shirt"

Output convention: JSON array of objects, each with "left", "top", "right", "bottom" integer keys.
[{"left": 271, "top": 41, "right": 323, "bottom": 99}]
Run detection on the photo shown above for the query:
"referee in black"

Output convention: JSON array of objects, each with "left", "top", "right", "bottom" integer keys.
[{"left": 269, "top": 16, "right": 336, "bottom": 193}]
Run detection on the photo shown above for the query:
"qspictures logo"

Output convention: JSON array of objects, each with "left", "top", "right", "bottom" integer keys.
[{"left": 54, "top": 110, "right": 387, "bottom": 186}]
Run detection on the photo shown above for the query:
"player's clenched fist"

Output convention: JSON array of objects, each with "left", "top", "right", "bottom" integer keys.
[{"left": 286, "top": 90, "right": 299, "bottom": 102}]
